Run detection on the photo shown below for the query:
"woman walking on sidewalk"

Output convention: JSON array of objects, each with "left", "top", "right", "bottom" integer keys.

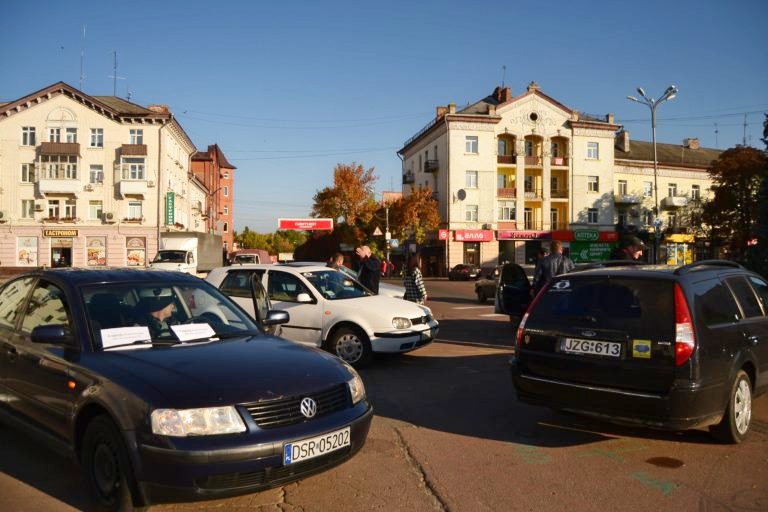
[{"left": 403, "top": 255, "right": 427, "bottom": 304}]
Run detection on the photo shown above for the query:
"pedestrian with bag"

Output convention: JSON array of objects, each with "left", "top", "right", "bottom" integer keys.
[
  {"left": 533, "top": 240, "right": 574, "bottom": 293},
  {"left": 403, "top": 255, "right": 427, "bottom": 304}
]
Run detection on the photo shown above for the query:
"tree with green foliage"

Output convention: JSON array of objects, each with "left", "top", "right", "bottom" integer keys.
[
  {"left": 745, "top": 114, "right": 768, "bottom": 276},
  {"left": 702, "top": 145, "right": 768, "bottom": 262},
  {"left": 233, "top": 227, "right": 307, "bottom": 256},
  {"left": 387, "top": 187, "right": 441, "bottom": 245}
]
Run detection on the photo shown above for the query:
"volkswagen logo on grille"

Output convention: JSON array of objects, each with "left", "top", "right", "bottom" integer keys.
[
  {"left": 581, "top": 331, "right": 597, "bottom": 337},
  {"left": 300, "top": 397, "right": 317, "bottom": 418}
]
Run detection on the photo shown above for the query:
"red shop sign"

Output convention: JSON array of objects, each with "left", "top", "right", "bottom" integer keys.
[
  {"left": 497, "top": 230, "right": 551, "bottom": 240},
  {"left": 454, "top": 230, "right": 494, "bottom": 242},
  {"left": 278, "top": 218, "right": 334, "bottom": 231}
]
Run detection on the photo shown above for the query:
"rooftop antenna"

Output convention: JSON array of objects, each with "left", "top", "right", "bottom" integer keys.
[
  {"left": 714, "top": 122, "right": 719, "bottom": 149},
  {"left": 79, "top": 25, "right": 86, "bottom": 90},
  {"left": 501, "top": 65, "right": 507, "bottom": 88},
  {"left": 108, "top": 50, "right": 126, "bottom": 96}
]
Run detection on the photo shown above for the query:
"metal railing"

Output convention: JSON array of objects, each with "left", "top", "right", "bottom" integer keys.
[
  {"left": 550, "top": 157, "right": 569, "bottom": 166},
  {"left": 424, "top": 160, "right": 439, "bottom": 172},
  {"left": 551, "top": 188, "right": 569, "bottom": 198},
  {"left": 525, "top": 156, "right": 542, "bottom": 166},
  {"left": 497, "top": 187, "right": 516, "bottom": 198},
  {"left": 497, "top": 154, "right": 517, "bottom": 164},
  {"left": 402, "top": 172, "right": 415, "bottom": 184}
]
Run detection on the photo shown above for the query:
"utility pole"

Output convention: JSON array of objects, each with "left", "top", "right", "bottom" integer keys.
[
  {"left": 743, "top": 113, "right": 748, "bottom": 146},
  {"left": 385, "top": 204, "right": 391, "bottom": 276}
]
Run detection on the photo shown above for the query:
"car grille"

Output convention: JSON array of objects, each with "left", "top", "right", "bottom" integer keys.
[
  {"left": 242, "top": 384, "right": 350, "bottom": 429},
  {"left": 411, "top": 314, "right": 432, "bottom": 325},
  {"left": 195, "top": 447, "right": 352, "bottom": 490}
]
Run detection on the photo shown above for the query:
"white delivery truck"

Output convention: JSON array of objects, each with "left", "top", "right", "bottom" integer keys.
[{"left": 150, "top": 233, "right": 223, "bottom": 275}]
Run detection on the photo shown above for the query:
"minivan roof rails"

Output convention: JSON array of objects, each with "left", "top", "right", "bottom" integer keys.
[
  {"left": 570, "top": 260, "right": 646, "bottom": 272},
  {"left": 673, "top": 260, "right": 743, "bottom": 275}
]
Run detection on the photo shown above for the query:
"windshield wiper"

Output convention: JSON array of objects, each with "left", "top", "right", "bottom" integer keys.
[
  {"left": 102, "top": 339, "right": 181, "bottom": 351},
  {"left": 177, "top": 330, "right": 261, "bottom": 344}
]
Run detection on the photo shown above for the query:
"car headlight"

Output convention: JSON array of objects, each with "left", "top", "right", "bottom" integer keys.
[
  {"left": 392, "top": 317, "right": 412, "bottom": 329},
  {"left": 151, "top": 406, "right": 246, "bottom": 437},
  {"left": 347, "top": 370, "right": 366, "bottom": 405}
]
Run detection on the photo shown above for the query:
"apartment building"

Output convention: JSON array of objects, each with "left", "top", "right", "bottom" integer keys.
[
  {"left": 398, "top": 82, "right": 718, "bottom": 272},
  {"left": 191, "top": 144, "right": 236, "bottom": 254},
  {"left": 0, "top": 82, "right": 203, "bottom": 269}
]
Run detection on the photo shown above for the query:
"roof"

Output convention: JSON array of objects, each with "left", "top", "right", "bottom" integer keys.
[
  {"left": 92, "top": 96, "right": 155, "bottom": 116},
  {"left": 16, "top": 268, "right": 203, "bottom": 287},
  {"left": 615, "top": 140, "right": 722, "bottom": 169},
  {"left": 212, "top": 144, "right": 236, "bottom": 169}
]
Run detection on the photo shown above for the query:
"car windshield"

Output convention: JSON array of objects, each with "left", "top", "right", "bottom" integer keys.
[
  {"left": 82, "top": 282, "right": 259, "bottom": 350},
  {"left": 301, "top": 270, "right": 371, "bottom": 300},
  {"left": 152, "top": 251, "right": 187, "bottom": 263},
  {"left": 337, "top": 264, "right": 359, "bottom": 280}
]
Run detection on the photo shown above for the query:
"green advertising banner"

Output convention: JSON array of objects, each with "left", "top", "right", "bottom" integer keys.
[
  {"left": 165, "top": 192, "right": 175, "bottom": 225},
  {"left": 570, "top": 242, "right": 617, "bottom": 263}
]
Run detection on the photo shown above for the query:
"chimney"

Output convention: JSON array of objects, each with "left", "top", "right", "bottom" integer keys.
[
  {"left": 684, "top": 138, "right": 700, "bottom": 150},
  {"left": 607, "top": 113, "right": 615, "bottom": 124},
  {"left": 493, "top": 86, "right": 502, "bottom": 102},
  {"left": 616, "top": 130, "right": 630, "bottom": 152},
  {"left": 500, "top": 87, "right": 511, "bottom": 103},
  {"left": 526, "top": 81, "right": 540, "bottom": 92},
  {"left": 448, "top": 103, "right": 456, "bottom": 114},
  {"left": 148, "top": 104, "right": 169, "bottom": 114},
  {"left": 436, "top": 106, "right": 448, "bottom": 119}
]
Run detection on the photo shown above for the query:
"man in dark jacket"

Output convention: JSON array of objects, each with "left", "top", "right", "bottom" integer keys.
[
  {"left": 533, "top": 240, "right": 574, "bottom": 292},
  {"left": 611, "top": 236, "right": 647, "bottom": 261},
  {"left": 355, "top": 245, "right": 380, "bottom": 293}
]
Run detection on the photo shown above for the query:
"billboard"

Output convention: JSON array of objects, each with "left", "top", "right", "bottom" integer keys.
[{"left": 278, "top": 218, "right": 334, "bottom": 231}]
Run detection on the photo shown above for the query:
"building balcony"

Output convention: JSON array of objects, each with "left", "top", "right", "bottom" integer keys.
[
  {"left": 38, "top": 177, "right": 82, "bottom": 197},
  {"left": 497, "top": 154, "right": 517, "bottom": 165},
  {"left": 524, "top": 188, "right": 542, "bottom": 200},
  {"left": 118, "top": 179, "right": 149, "bottom": 199},
  {"left": 522, "top": 221, "right": 544, "bottom": 231},
  {"left": 497, "top": 187, "right": 516, "bottom": 198},
  {"left": 614, "top": 194, "right": 643, "bottom": 205},
  {"left": 550, "top": 221, "right": 569, "bottom": 230},
  {"left": 551, "top": 188, "right": 569, "bottom": 199},
  {"left": 550, "top": 157, "right": 569, "bottom": 167},
  {"left": 661, "top": 195, "right": 689, "bottom": 209},
  {"left": 403, "top": 172, "right": 415, "bottom": 184},
  {"left": 525, "top": 156, "right": 542, "bottom": 167},
  {"left": 424, "top": 160, "right": 439, "bottom": 173}
]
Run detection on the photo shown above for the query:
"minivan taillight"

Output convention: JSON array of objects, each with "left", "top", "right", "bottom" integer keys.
[
  {"left": 674, "top": 283, "right": 696, "bottom": 366},
  {"left": 516, "top": 283, "right": 550, "bottom": 349}
]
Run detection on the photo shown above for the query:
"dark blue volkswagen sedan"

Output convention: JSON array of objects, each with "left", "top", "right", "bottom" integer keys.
[{"left": 0, "top": 268, "right": 372, "bottom": 511}]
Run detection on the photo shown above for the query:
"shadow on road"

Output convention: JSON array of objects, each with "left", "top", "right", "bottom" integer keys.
[
  {"left": 364, "top": 349, "right": 725, "bottom": 448},
  {"left": 431, "top": 318, "right": 515, "bottom": 346}
]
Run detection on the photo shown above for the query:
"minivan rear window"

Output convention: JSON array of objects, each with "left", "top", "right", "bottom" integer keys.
[{"left": 530, "top": 277, "right": 674, "bottom": 334}]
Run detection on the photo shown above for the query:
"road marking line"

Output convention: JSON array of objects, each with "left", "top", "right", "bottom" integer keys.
[
  {"left": 479, "top": 313, "right": 507, "bottom": 317},
  {"left": 434, "top": 339, "right": 514, "bottom": 350},
  {"left": 452, "top": 306, "right": 491, "bottom": 310}
]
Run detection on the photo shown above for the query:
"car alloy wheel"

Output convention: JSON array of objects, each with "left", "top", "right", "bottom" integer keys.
[
  {"left": 734, "top": 377, "right": 752, "bottom": 436},
  {"left": 331, "top": 327, "right": 372, "bottom": 367},
  {"left": 711, "top": 370, "right": 752, "bottom": 444}
]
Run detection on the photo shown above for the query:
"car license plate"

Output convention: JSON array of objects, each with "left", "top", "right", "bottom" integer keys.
[
  {"left": 562, "top": 338, "right": 621, "bottom": 358},
  {"left": 283, "top": 426, "right": 350, "bottom": 465}
]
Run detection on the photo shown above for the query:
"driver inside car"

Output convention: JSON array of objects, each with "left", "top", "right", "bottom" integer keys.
[{"left": 136, "top": 288, "right": 180, "bottom": 338}]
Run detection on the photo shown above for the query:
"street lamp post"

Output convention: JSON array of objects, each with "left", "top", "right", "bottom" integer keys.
[{"left": 626, "top": 85, "right": 678, "bottom": 263}]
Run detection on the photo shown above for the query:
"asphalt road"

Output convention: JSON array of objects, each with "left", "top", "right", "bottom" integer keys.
[{"left": 1, "top": 278, "right": 767, "bottom": 511}]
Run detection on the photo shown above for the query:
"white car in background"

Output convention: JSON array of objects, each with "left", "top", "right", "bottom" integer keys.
[
  {"left": 284, "top": 262, "right": 405, "bottom": 299},
  {"left": 206, "top": 264, "right": 438, "bottom": 367}
]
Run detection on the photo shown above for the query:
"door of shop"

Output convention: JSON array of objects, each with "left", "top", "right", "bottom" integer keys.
[{"left": 50, "top": 238, "right": 73, "bottom": 267}]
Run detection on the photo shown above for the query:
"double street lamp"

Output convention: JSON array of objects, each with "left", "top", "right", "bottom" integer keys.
[{"left": 626, "top": 85, "right": 678, "bottom": 263}]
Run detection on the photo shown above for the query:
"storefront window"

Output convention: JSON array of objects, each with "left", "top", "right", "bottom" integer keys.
[
  {"left": 463, "top": 242, "right": 480, "bottom": 266},
  {"left": 16, "top": 237, "right": 38, "bottom": 266},
  {"left": 126, "top": 237, "right": 146, "bottom": 267},
  {"left": 87, "top": 236, "right": 107, "bottom": 266}
]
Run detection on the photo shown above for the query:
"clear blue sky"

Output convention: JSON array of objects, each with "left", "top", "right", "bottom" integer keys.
[{"left": 2, "top": 0, "right": 766, "bottom": 232}]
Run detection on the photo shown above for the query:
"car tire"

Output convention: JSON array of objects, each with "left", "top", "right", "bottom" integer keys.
[
  {"left": 477, "top": 290, "right": 487, "bottom": 303},
  {"left": 82, "top": 415, "right": 146, "bottom": 512},
  {"left": 329, "top": 326, "right": 373, "bottom": 368},
  {"left": 711, "top": 370, "right": 752, "bottom": 444}
]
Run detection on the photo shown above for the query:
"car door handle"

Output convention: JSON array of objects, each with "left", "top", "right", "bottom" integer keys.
[{"left": 742, "top": 332, "right": 759, "bottom": 346}]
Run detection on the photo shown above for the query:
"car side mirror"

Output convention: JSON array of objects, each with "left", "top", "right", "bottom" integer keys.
[
  {"left": 296, "top": 293, "right": 313, "bottom": 303},
  {"left": 263, "top": 310, "right": 289, "bottom": 326},
  {"left": 31, "top": 324, "right": 72, "bottom": 344}
]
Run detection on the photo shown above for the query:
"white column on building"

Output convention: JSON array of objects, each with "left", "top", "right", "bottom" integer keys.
[
  {"left": 542, "top": 137, "right": 552, "bottom": 230},
  {"left": 515, "top": 138, "right": 526, "bottom": 229}
]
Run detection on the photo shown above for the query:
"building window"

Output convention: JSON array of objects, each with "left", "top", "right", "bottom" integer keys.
[
  {"left": 524, "top": 175, "right": 534, "bottom": 193},
  {"left": 21, "top": 200, "right": 35, "bottom": 218},
  {"left": 643, "top": 181, "right": 653, "bottom": 197},
  {"left": 524, "top": 208, "right": 533, "bottom": 229},
  {"left": 465, "top": 171, "right": 478, "bottom": 188},
  {"left": 40, "top": 155, "right": 77, "bottom": 179},
  {"left": 551, "top": 142, "right": 559, "bottom": 158},
  {"left": 551, "top": 176, "right": 559, "bottom": 194},
  {"left": 668, "top": 212, "right": 677, "bottom": 228},
  {"left": 122, "top": 157, "right": 145, "bottom": 180},
  {"left": 618, "top": 210, "right": 627, "bottom": 225},
  {"left": 128, "top": 201, "right": 143, "bottom": 220},
  {"left": 465, "top": 205, "right": 478, "bottom": 222},
  {"left": 465, "top": 136, "right": 478, "bottom": 154},
  {"left": 691, "top": 184, "right": 700, "bottom": 200},
  {"left": 48, "top": 200, "right": 60, "bottom": 218},
  {"left": 223, "top": 171, "right": 229, "bottom": 180},
  {"left": 418, "top": 155, "right": 422, "bottom": 172},
  {"left": 587, "top": 208, "right": 598, "bottom": 224},
  {"left": 498, "top": 139, "right": 507, "bottom": 156},
  {"left": 49, "top": 128, "right": 61, "bottom": 142},
  {"left": 130, "top": 129, "right": 144, "bottom": 145},
  {"left": 21, "top": 163, "right": 35, "bottom": 183},
  {"left": 223, "top": 222, "right": 229, "bottom": 233},
  {"left": 550, "top": 208, "right": 559, "bottom": 229},
  {"left": 644, "top": 210, "right": 654, "bottom": 225},
  {"left": 89, "top": 201, "right": 103, "bottom": 220},
  {"left": 618, "top": 180, "right": 628, "bottom": 195},
  {"left": 498, "top": 201, "right": 515, "bottom": 221},
  {"left": 223, "top": 185, "right": 229, "bottom": 197},
  {"left": 90, "top": 128, "right": 103, "bottom": 148},
  {"left": 21, "top": 127, "right": 36, "bottom": 146},
  {"left": 89, "top": 165, "right": 104, "bottom": 184},
  {"left": 64, "top": 199, "right": 77, "bottom": 219},
  {"left": 223, "top": 205, "right": 229, "bottom": 215},
  {"left": 433, "top": 145, "right": 438, "bottom": 159},
  {"left": 587, "top": 142, "right": 599, "bottom": 159},
  {"left": 65, "top": 127, "right": 77, "bottom": 143},
  {"left": 668, "top": 183, "right": 677, "bottom": 197},
  {"left": 587, "top": 176, "right": 599, "bottom": 193},
  {"left": 525, "top": 140, "right": 534, "bottom": 157}
]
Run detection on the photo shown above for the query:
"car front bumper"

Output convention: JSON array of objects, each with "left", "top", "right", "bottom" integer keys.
[
  {"left": 133, "top": 403, "right": 373, "bottom": 505},
  {"left": 371, "top": 321, "right": 439, "bottom": 353},
  {"left": 510, "top": 357, "right": 724, "bottom": 431}
]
